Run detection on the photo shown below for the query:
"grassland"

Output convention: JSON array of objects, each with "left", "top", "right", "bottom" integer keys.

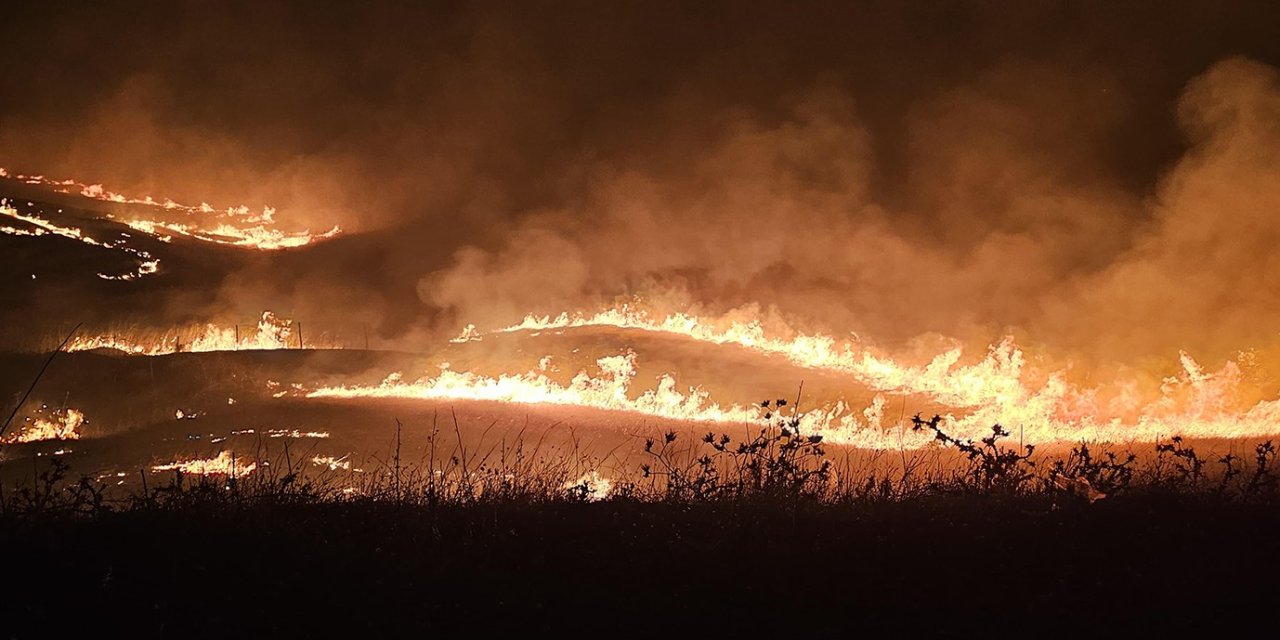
[{"left": 3, "top": 413, "right": 1278, "bottom": 636}]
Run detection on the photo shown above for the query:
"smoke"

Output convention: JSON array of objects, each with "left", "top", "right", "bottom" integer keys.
[
  {"left": 1043, "top": 58, "right": 1280, "bottom": 363},
  {"left": 419, "top": 56, "right": 1280, "bottom": 369},
  {"left": 3, "top": 1, "right": 1280, "bottom": 368}
]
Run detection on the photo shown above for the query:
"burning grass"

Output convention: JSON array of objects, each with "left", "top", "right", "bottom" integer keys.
[
  {"left": 1, "top": 198, "right": 162, "bottom": 280},
  {"left": 2, "top": 408, "right": 1278, "bottom": 634},
  {"left": 1, "top": 406, "right": 84, "bottom": 444},
  {"left": 65, "top": 311, "right": 305, "bottom": 355},
  {"left": 7, "top": 404, "right": 1280, "bottom": 514},
  {"left": 1, "top": 167, "right": 341, "bottom": 250}
]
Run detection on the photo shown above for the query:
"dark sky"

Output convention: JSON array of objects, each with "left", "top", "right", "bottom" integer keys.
[
  {"left": 4, "top": 1, "right": 1277, "bottom": 217},
  {"left": 3, "top": 1, "right": 1280, "bottom": 362}
]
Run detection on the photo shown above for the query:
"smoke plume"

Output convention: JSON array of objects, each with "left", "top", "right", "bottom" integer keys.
[{"left": 3, "top": 1, "right": 1280, "bottom": 371}]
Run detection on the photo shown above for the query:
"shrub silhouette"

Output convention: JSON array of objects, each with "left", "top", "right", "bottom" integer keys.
[
  {"left": 910, "top": 414, "right": 1036, "bottom": 494},
  {"left": 4, "top": 458, "right": 107, "bottom": 518},
  {"left": 7, "top": 403, "right": 1280, "bottom": 517},
  {"left": 1049, "top": 442, "right": 1136, "bottom": 501},
  {"left": 640, "top": 398, "right": 830, "bottom": 502}
]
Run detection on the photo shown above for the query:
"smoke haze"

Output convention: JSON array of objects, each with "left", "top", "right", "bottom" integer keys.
[{"left": 4, "top": 1, "right": 1280, "bottom": 369}]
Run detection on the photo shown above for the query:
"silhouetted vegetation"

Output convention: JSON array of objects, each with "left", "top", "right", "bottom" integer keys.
[
  {"left": 3, "top": 407, "right": 1280, "bottom": 635},
  {"left": 8, "top": 406, "right": 1280, "bottom": 515}
]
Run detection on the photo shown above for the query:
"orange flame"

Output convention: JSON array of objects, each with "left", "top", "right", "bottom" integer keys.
[
  {"left": 308, "top": 351, "right": 763, "bottom": 423},
  {"left": 311, "top": 455, "right": 352, "bottom": 471},
  {"left": 3, "top": 407, "right": 85, "bottom": 444},
  {"left": 2, "top": 199, "right": 161, "bottom": 280},
  {"left": 1, "top": 167, "right": 340, "bottom": 250},
  {"left": 563, "top": 471, "right": 614, "bottom": 501},
  {"left": 152, "top": 451, "right": 256, "bottom": 477},
  {"left": 68, "top": 311, "right": 304, "bottom": 355},
  {"left": 421, "top": 303, "right": 1280, "bottom": 447}
]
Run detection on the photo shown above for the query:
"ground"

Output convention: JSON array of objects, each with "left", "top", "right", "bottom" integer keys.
[{"left": 3, "top": 494, "right": 1275, "bottom": 636}]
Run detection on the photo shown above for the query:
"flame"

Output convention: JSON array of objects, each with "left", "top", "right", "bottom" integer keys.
[
  {"left": 409, "top": 303, "right": 1280, "bottom": 448},
  {"left": 42, "top": 298, "right": 1280, "bottom": 450},
  {"left": 486, "top": 305, "right": 1028, "bottom": 408},
  {"left": 2, "top": 199, "right": 161, "bottom": 279},
  {"left": 68, "top": 311, "right": 303, "bottom": 355},
  {"left": 309, "top": 351, "right": 763, "bottom": 424},
  {"left": 265, "top": 429, "right": 330, "bottom": 439},
  {"left": 304, "top": 352, "right": 913, "bottom": 448},
  {"left": 564, "top": 471, "right": 613, "bottom": 501},
  {"left": 152, "top": 451, "right": 256, "bottom": 477},
  {"left": 10, "top": 161, "right": 1277, "bottom": 450},
  {"left": 4, "top": 408, "right": 85, "bottom": 444},
  {"left": 314, "top": 351, "right": 912, "bottom": 446},
  {"left": 311, "top": 455, "right": 352, "bottom": 471},
  {"left": 119, "top": 217, "right": 341, "bottom": 250},
  {"left": 1, "top": 167, "right": 340, "bottom": 250}
]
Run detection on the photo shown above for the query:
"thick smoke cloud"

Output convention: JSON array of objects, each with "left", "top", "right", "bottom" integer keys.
[
  {"left": 1044, "top": 58, "right": 1280, "bottom": 362},
  {"left": 3, "top": 1, "right": 1280, "bottom": 368}
]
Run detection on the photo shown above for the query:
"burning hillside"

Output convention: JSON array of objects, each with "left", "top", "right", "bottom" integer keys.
[
  {"left": 0, "top": 2, "right": 1278, "bottom": 476},
  {"left": 3, "top": 170, "right": 1280, "bottom": 462},
  {"left": 6, "top": 4, "right": 1280, "bottom": 632},
  {"left": 0, "top": 167, "right": 341, "bottom": 250}
]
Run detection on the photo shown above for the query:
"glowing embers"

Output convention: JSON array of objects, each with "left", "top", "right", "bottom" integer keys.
[
  {"left": 152, "top": 451, "right": 256, "bottom": 477},
  {"left": 0, "top": 167, "right": 340, "bottom": 250},
  {"left": 0, "top": 199, "right": 161, "bottom": 280},
  {"left": 3, "top": 407, "right": 86, "bottom": 444},
  {"left": 67, "top": 311, "right": 305, "bottom": 355}
]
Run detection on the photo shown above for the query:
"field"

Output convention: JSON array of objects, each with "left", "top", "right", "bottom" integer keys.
[
  {"left": 5, "top": 443, "right": 1279, "bottom": 635},
  {"left": 4, "top": 155, "right": 1280, "bottom": 635}
]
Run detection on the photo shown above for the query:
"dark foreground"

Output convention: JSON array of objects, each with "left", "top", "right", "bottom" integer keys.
[{"left": 3, "top": 495, "right": 1276, "bottom": 637}]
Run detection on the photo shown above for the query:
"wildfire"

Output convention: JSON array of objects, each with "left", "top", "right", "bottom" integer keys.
[
  {"left": 1, "top": 199, "right": 161, "bottom": 280},
  {"left": 308, "top": 351, "right": 765, "bottom": 424},
  {"left": 1, "top": 167, "right": 340, "bottom": 250},
  {"left": 375, "top": 302, "right": 1280, "bottom": 448},
  {"left": 3, "top": 408, "right": 85, "bottom": 444},
  {"left": 119, "top": 217, "right": 341, "bottom": 251},
  {"left": 68, "top": 311, "right": 303, "bottom": 355},
  {"left": 304, "top": 351, "right": 919, "bottom": 448},
  {"left": 12, "top": 159, "right": 1279, "bottom": 450},
  {"left": 152, "top": 451, "right": 256, "bottom": 477},
  {"left": 55, "top": 303, "right": 1279, "bottom": 450},
  {"left": 485, "top": 305, "right": 1027, "bottom": 409}
]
